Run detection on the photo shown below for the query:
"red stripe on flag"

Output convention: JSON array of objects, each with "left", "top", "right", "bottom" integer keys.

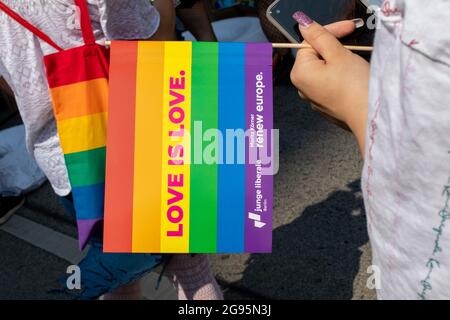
[
  {"left": 103, "top": 41, "right": 137, "bottom": 252},
  {"left": 44, "top": 45, "right": 110, "bottom": 88}
]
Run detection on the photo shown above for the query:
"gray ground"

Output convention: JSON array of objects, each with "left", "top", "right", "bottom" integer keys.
[{"left": 0, "top": 83, "right": 376, "bottom": 300}]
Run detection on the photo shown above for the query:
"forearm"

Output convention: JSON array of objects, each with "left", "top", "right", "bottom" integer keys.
[
  {"left": 176, "top": 0, "right": 217, "bottom": 42},
  {"left": 0, "top": 77, "right": 14, "bottom": 98},
  {"left": 0, "top": 77, "right": 17, "bottom": 111},
  {"left": 345, "top": 101, "right": 368, "bottom": 158},
  {"left": 150, "top": 0, "right": 177, "bottom": 40},
  {"left": 341, "top": 70, "right": 369, "bottom": 159}
]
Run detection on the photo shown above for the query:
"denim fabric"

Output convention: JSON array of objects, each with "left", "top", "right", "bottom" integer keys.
[{"left": 60, "top": 194, "right": 164, "bottom": 299}]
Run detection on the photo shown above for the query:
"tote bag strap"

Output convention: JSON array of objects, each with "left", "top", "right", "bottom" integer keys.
[
  {"left": 74, "top": 0, "right": 96, "bottom": 46},
  {"left": 0, "top": 0, "right": 97, "bottom": 50},
  {"left": 0, "top": 1, "right": 63, "bottom": 52}
]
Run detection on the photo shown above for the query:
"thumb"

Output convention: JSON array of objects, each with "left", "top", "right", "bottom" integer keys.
[
  {"left": 293, "top": 11, "right": 347, "bottom": 61},
  {"left": 325, "top": 20, "right": 359, "bottom": 39}
]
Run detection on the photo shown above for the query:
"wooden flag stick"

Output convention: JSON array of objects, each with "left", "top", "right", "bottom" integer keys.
[
  {"left": 104, "top": 41, "right": 373, "bottom": 52},
  {"left": 272, "top": 43, "right": 373, "bottom": 52}
]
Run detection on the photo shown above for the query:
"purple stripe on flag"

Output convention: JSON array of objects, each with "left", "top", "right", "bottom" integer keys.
[{"left": 244, "top": 43, "right": 273, "bottom": 253}]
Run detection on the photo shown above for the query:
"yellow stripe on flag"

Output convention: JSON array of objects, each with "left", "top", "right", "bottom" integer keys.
[
  {"left": 58, "top": 112, "right": 107, "bottom": 154},
  {"left": 132, "top": 42, "right": 165, "bottom": 253},
  {"left": 50, "top": 78, "right": 109, "bottom": 121},
  {"left": 160, "top": 42, "right": 192, "bottom": 253}
]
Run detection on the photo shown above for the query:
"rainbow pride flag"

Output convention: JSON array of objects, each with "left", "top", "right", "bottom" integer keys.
[{"left": 104, "top": 41, "right": 273, "bottom": 254}]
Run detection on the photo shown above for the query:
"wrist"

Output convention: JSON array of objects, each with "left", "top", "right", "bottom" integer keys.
[{"left": 344, "top": 98, "right": 368, "bottom": 157}]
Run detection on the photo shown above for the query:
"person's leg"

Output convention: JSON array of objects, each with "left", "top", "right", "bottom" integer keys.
[
  {"left": 177, "top": 0, "right": 217, "bottom": 42},
  {"left": 77, "top": 237, "right": 163, "bottom": 300},
  {"left": 100, "top": 280, "right": 142, "bottom": 300},
  {"left": 150, "top": 0, "right": 177, "bottom": 40},
  {"left": 60, "top": 194, "right": 163, "bottom": 300},
  {"left": 166, "top": 254, "right": 223, "bottom": 300},
  {"left": 60, "top": 179, "right": 221, "bottom": 300}
]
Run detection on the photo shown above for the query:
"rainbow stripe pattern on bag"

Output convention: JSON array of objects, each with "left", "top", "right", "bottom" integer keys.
[
  {"left": 0, "top": 0, "right": 110, "bottom": 250},
  {"left": 45, "top": 45, "right": 110, "bottom": 248},
  {"left": 104, "top": 41, "right": 273, "bottom": 254}
]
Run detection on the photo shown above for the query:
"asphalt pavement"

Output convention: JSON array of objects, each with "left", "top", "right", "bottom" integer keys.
[{"left": 0, "top": 83, "right": 376, "bottom": 300}]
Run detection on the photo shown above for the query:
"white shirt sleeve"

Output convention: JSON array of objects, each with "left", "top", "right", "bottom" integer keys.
[{"left": 95, "top": 0, "right": 160, "bottom": 40}]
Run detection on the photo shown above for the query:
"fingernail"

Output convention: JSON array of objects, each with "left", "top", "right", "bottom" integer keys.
[
  {"left": 292, "top": 11, "right": 314, "bottom": 28},
  {"left": 352, "top": 18, "right": 365, "bottom": 29}
]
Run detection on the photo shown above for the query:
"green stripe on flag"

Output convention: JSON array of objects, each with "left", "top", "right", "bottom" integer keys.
[
  {"left": 65, "top": 147, "right": 106, "bottom": 187},
  {"left": 190, "top": 42, "right": 219, "bottom": 252}
]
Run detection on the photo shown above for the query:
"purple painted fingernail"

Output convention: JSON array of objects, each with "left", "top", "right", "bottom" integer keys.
[{"left": 292, "top": 11, "right": 314, "bottom": 28}]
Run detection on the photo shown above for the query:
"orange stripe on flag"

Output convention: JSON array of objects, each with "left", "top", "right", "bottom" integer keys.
[
  {"left": 132, "top": 42, "right": 164, "bottom": 253},
  {"left": 50, "top": 78, "right": 109, "bottom": 121}
]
